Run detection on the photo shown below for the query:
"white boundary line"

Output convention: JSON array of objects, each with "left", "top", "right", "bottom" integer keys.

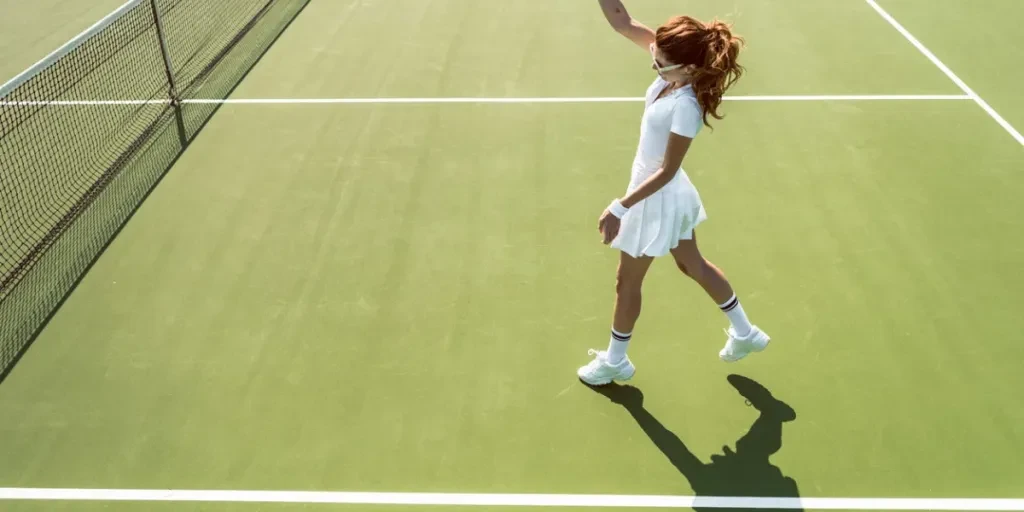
[
  {"left": 190, "top": 94, "right": 970, "bottom": 104},
  {"left": 864, "top": 0, "right": 1024, "bottom": 146},
  {"left": 0, "top": 100, "right": 169, "bottom": 106},
  {"left": 2, "top": 488, "right": 1024, "bottom": 509},
  {"left": 0, "top": 94, "right": 971, "bottom": 106},
  {"left": 722, "top": 94, "right": 968, "bottom": 102}
]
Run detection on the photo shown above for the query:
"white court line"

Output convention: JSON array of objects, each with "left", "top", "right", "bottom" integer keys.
[
  {"left": 864, "top": 0, "right": 1024, "bottom": 146},
  {"left": 1, "top": 488, "right": 1024, "bottom": 509},
  {"left": 0, "top": 100, "right": 169, "bottom": 106},
  {"left": 719, "top": 94, "right": 968, "bottom": 102},
  {"left": 188, "top": 94, "right": 970, "bottom": 104},
  {"left": 0, "top": 95, "right": 971, "bottom": 106}
]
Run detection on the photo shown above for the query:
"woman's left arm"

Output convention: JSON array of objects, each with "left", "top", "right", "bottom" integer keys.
[
  {"left": 598, "top": 133, "right": 692, "bottom": 244},
  {"left": 620, "top": 133, "right": 692, "bottom": 208}
]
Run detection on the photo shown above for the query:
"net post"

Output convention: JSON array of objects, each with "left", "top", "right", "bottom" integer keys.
[
  {"left": 149, "top": 0, "right": 178, "bottom": 100},
  {"left": 148, "top": 0, "right": 187, "bottom": 144}
]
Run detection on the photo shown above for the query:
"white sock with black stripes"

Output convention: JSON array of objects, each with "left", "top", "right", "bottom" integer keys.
[
  {"left": 718, "top": 294, "right": 753, "bottom": 338},
  {"left": 606, "top": 328, "right": 632, "bottom": 364}
]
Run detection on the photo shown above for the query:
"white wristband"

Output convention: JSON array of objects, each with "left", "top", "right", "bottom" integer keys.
[{"left": 607, "top": 198, "right": 629, "bottom": 218}]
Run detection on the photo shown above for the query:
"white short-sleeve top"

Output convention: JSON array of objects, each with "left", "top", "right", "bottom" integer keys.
[{"left": 631, "top": 76, "right": 704, "bottom": 177}]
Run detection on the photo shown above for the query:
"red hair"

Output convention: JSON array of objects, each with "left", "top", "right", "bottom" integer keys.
[{"left": 655, "top": 16, "right": 745, "bottom": 128}]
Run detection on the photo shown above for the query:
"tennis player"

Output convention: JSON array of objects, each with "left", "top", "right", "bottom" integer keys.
[{"left": 579, "top": 0, "right": 770, "bottom": 386}]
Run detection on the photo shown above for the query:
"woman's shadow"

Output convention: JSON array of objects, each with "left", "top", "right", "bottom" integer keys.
[{"left": 588, "top": 374, "right": 801, "bottom": 511}]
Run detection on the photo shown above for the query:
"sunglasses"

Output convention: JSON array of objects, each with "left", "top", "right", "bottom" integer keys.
[{"left": 650, "top": 43, "right": 684, "bottom": 73}]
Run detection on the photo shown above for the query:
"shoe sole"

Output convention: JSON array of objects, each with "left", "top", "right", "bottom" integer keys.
[
  {"left": 578, "top": 365, "right": 635, "bottom": 386},
  {"left": 719, "top": 337, "right": 770, "bottom": 362}
]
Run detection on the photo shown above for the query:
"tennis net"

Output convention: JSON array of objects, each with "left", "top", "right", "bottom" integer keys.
[{"left": 0, "top": 0, "right": 310, "bottom": 380}]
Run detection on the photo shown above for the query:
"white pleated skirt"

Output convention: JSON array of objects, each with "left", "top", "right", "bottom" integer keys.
[{"left": 610, "top": 168, "right": 707, "bottom": 259}]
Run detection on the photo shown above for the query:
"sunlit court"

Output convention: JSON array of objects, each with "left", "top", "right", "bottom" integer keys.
[{"left": 1, "top": 1, "right": 1023, "bottom": 510}]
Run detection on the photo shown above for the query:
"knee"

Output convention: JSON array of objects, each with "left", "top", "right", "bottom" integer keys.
[
  {"left": 681, "top": 258, "right": 708, "bottom": 282},
  {"left": 615, "top": 273, "right": 643, "bottom": 297},
  {"left": 675, "top": 259, "right": 691, "bottom": 277}
]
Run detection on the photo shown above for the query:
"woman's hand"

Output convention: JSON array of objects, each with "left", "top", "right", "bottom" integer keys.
[{"left": 598, "top": 208, "right": 622, "bottom": 244}]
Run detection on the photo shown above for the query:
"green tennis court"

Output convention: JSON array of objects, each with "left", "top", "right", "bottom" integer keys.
[{"left": 1, "top": 1, "right": 1022, "bottom": 511}]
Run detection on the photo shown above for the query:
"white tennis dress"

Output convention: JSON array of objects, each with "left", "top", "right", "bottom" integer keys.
[{"left": 610, "top": 76, "right": 708, "bottom": 259}]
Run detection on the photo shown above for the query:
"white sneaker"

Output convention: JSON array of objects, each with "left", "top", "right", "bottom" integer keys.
[
  {"left": 577, "top": 349, "right": 635, "bottom": 386},
  {"left": 719, "top": 326, "right": 770, "bottom": 362}
]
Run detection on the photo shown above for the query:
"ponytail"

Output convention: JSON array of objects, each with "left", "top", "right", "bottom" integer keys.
[{"left": 655, "top": 17, "right": 746, "bottom": 128}]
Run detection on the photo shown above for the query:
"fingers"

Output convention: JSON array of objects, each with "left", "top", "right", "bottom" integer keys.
[
  {"left": 597, "top": 210, "right": 619, "bottom": 244},
  {"left": 602, "top": 221, "right": 619, "bottom": 245}
]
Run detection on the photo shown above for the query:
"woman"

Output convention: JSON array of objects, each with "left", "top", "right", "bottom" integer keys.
[{"left": 578, "top": 0, "right": 770, "bottom": 386}]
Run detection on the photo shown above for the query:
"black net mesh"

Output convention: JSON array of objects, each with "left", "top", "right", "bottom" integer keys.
[{"left": 0, "top": 0, "right": 310, "bottom": 380}]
